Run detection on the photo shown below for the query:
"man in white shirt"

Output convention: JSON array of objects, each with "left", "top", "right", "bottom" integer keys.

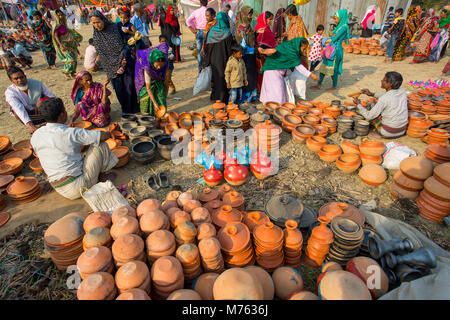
[
  {"left": 3, "top": 38, "right": 33, "bottom": 68},
  {"left": 5, "top": 66, "right": 55, "bottom": 133},
  {"left": 31, "top": 98, "right": 119, "bottom": 200},
  {"left": 354, "top": 72, "right": 409, "bottom": 138}
]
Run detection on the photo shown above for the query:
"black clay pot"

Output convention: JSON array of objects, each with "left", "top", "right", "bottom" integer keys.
[
  {"left": 342, "top": 130, "right": 357, "bottom": 139},
  {"left": 153, "top": 134, "right": 171, "bottom": 145},
  {"left": 121, "top": 113, "right": 137, "bottom": 122},
  {"left": 385, "top": 247, "right": 437, "bottom": 269},
  {"left": 368, "top": 237, "right": 414, "bottom": 259}
]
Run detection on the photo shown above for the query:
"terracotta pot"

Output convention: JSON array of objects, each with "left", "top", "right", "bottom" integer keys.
[
  {"left": 284, "top": 220, "right": 303, "bottom": 248},
  {"left": 77, "top": 246, "right": 113, "bottom": 278},
  {"left": 166, "top": 190, "right": 182, "bottom": 201},
  {"left": 115, "top": 261, "right": 150, "bottom": 293},
  {"left": 199, "top": 188, "right": 219, "bottom": 203},
  {"left": 243, "top": 211, "right": 270, "bottom": 233},
  {"left": 197, "top": 222, "right": 217, "bottom": 241},
  {"left": 318, "top": 270, "right": 371, "bottom": 300},
  {"left": 77, "top": 272, "right": 116, "bottom": 300},
  {"left": 145, "top": 229, "right": 176, "bottom": 254},
  {"left": 193, "top": 272, "right": 219, "bottom": 300},
  {"left": 83, "top": 227, "right": 112, "bottom": 250},
  {"left": 288, "top": 290, "right": 319, "bottom": 300},
  {"left": 212, "top": 205, "right": 242, "bottom": 229},
  {"left": 318, "top": 145, "right": 342, "bottom": 162},
  {"left": 359, "top": 164, "right": 387, "bottom": 186},
  {"left": 253, "top": 222, "right": 283, "bottom": 245},
  {"left": 177, "top": 191, "right": 196, "bottom": 207},
  {"left": 161, "top": 200, "right": 178, "bottom": 214},
  {"left": 151, "top": 256, "right": 184, "bottom": 289},
  {"left": 213, "top": 268, "right": 264, "bottom": 300},
  {"left": 110, "top": 216, "right": 140, "bottom": 240},
  {"left": 360, "top": 153, "right": 382, "bottom": 166},
  {"left": 191, "top": 207, "right": 212, "bottom": 226},
  {"left": 424, "top": 176, "right": 450, "bottom": 201},
  {"left": 222, "top": 191, "right": 245, "bottom": 209},
  {"left": 170, "top": 210, "right": 192, "bottom": 229},
  {"left": 400, "top": 156, "right": 434, "bottom": 181},
  {"left": 272, "top": 266, "right": 304, "bottom": 300},
  {"left": 203, "top": 199, "right": 223, "bottom": 215},
  {"left": 217, "top": 222, "right": 251, "bottom": 253},
  {"left": 264, "top": 101, "right": 280, "bottom": 115},
  {"left": 183, "top": 199, "right": 202, "bottom": 214},
  {"left": 359, "top": 139, "right": 386, "bottom": 156},
  {"left": 336, "top": 154, "right": 361, "bottom": 174},
  {"left": 116, "top": 288, "right": 151, "bottom": 300},
  {"left": 83, "top": 212, "right": 112, "bottom": 233},
  {"left": 393, "top": 171, "right": 424, "bottom": 191},
  {"left": 167, "top": 289, "right": 202, "bottom": 300},
  {"left": 324, "top": 106, "right": 341, "bottom": 119},
  {"left": 340, "top": 141, "right": 360, "bottom": 155},
  {"left": 111, "top": 234, "right": 145, "bottom": 262},
  {"left": 302, "top": 114, "right": 320, "bottom": 125},
  {"left": 137, "top": 199, "right": 162, "bottom": 218},
  {"left": 212, "top": 100, "right": 225, "bottom": 110},
  {"left": 218, "top": 184, "right": 235, "bottom": 199},
  {"left": 312, "top": 124, "right": 328, "bottom": 137},
  {"left": 139, "top": 210, "right": 169, "bottom": 236},
  {"left": 244, "top": 266, "right": 275, "bottom": 300},
  {"left": 282, "top": 114, "right": 302, "bottom": 133}
]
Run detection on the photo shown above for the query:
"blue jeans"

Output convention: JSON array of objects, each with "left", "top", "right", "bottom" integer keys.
[
  {"left": 229, "top": 87, "right": 243, "bottom": 105},
  {"left": 196, "top": 29, "right": 204, "bottom": 72},
  {"left": 386, "top": 34, "right": 399, "bottom": 59}
]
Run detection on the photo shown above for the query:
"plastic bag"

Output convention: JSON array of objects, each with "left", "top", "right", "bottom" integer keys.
[
  {"left": 288, "top": 68, "right": 308, "bottom": 100},
  {"left": 382, "top": 142, "right": 417, "bottom": 170},
  {"left": 193, "top": 66, "right": 211, "bottom": 96},
  {"left": 81, "top": 181, "right": 129, "bottom": 215},
  {"left": 380, "top": 31, "right": 389, "bottom": 47},
  {"left": 284, "top": 76, "right": 296, "bottom": 104}
]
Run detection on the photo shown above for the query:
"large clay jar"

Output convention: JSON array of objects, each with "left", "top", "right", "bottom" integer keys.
[
  {"left": 318, "top": 270, "right": 372, "bottom": 300},
  {"left": 244, "top": 265, "right": 275, "bottom": 300},
  {"left": 243, "top": 211, "right": 270, "bottom": 233},
  {"left": 83, "top": 211, "right": 112, "bottom": 233},
  {"left": 212, "top": 205, "right": 242, "bottom": 230},
  {"left": 193, "top": 272, "right": 220, "bottom": 300},
  {"left": 137, "top": 199, "right": 162, "bottom": 219},
  {"left": 191, "top": 207, "right": 212, "bottom": 226},
  {"left": 318, "top": 145, "right": 342, "bottom": 162},
  {"left": 112, "top": 206, "right": 136, "bottom": 224},
  {"left": 110, "top": 216, "right": 140, "bottom": 240},
  {"left": 213, "top": 268, "right": 264, "bottom": 300},
  {"left": 222, "top": 191, "right": 245, "bottom": 211},
  {"left": 224, "top": 159, "right": 249, "bottom": 186},
  {"left": 359, "top": 164, "right": 387, "bottom": 186},
  {"left": 359, "top": 139, "right": 386, "bottom": 157},
  {"left": 139, "top": 210, "right": 169, "bottom": 236},
  {"left": 346, "top": 257, "right": 388, "bottom": 299},
  {"left": 197, "top": 222, "right": 217, "bottom": 241},
  {"left": 204, "top": 164, "right": 223, "bottom": 187},
  {"left": 77, "top": 272, "right": 116, "bottom": 300},
  {"left": 272, "top": 266, "right": 304, "bottom": 300},
  {"left": 336, "top": 153, "right": 361, "bottom": 174},
  {"left": 306, "top": 136, "right": 327, "bottom": 153},
  {"left": 115, "top": 261, "right": 150, "bottom": 294},
  {"left": 400, "top": 156, "right": 434, "bottom": 181}
]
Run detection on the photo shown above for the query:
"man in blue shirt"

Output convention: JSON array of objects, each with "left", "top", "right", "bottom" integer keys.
[
  {"left": 2, "top": 38, "right": 33, "bottom": 68},
  {"left": 130, "top": 3, "right": 151, "bottom": 48}
]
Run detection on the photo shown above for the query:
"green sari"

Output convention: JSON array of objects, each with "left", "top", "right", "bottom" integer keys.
[
  {"left": 139, "top": 49, "right": 167, "bottom": 115},
  {"left": 52, "top": 13, "right": 82, "bottom": 74}
]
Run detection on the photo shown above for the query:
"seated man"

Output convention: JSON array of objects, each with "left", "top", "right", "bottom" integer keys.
[
  {"left": 31, "top": 98, "right": 119, "bottom": 200},
  {"left": 354, "top": 71, "right": 408, "bottom": 138},
  {"left": 5, "top": 66, "right": 55, "bottom": 133},
  {"left": 4, "top": 38, "right": 33, "bottom": 68}
]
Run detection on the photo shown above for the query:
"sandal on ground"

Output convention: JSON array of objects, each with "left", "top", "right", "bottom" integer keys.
[{"left": 157, "top": 171, "right": 170, "bottom": 188}]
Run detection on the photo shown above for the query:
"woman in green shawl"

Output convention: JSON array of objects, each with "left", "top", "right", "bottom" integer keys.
[
  {"left": 311, "top": 9, "right": 350, "bottom": 91},
  {"left": 52, "top": 9, "right": 83, "bottom": 79},
  {"left": 259, "top": 37, "right": 319, "bottom": 104}
]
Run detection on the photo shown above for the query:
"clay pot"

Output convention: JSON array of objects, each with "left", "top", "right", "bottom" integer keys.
[
  {"left": 183, "top": 199, "right": 202, "bottom": 214},
  {"left": 212, "top": 205, "right": 242, "bottom": 229},
  {"left": 161, "top": 200, "right": 178, "bottom": 213},
  {"left": 336, "top": 153, "right": 361, "bottom": 174},
  {"left": 177, "top": 191, "right": 196, "bottom": 207},
  {"left": 146, "top": 229, "right": 176, "bottom": 255},
  {"left": 197, "top": 223, "right": 217, "bottom": 241},
  {"left": 272, "top": 267, "right": 304, "bottom": 300},
  {"left": 253, "top": 222, "right": 284, "bottom": 245},
  {"left": 359, "top": 164, "right": 387, "bottom": 186},
  {"left": 360, "top": 153, "right": 383, "bottom": 166},
  {"left": 222, "top": 191, "right": 245, "bottom": 210},
  {"left": 77, "top": 246, "right": 113, "bottom": 279},
  {"left": 359, "top": 139, "right": 386, "bottom": 156},
  {"left": 244, "top": 265, "right": 275, "bottom": 300},
  {"left": 193, "top": 273, "right": 219, "bottom": 300},
  {"left": 191, "top": 207, "right": 212, "bottom": 226},
  {"left": 204, "top": 164, "right": 223, "bottom": 187},
  {"left": 174, "top": 221, "right": 198, "bottom": 245},
  {"left": 321, "top": 261, "right": 343, "bottom": 273},
  {"left": 224, "top": 159, "right": 249, "bottom": 186},
  {"left": 318, "top": 145, "right": 342, "bottom": 162},
  {"left": 340, "top": 141, "right": 359, "bottom": 155},
  {"left": 83, "top": 227, "right": 112, "bottom": 251},
  {"left": 170, "top": 210, "right": 192, "bottom": 229},
  {"left": 424, "top": 176, "right": 450, "bottom": 201},
  {"left": 302, "top": 114, "right": 320, "bottom": 125},
  {"left": 282, "top": 114, "right": 302, "bottom": 132},
  {"left": 284, "top": 220, "right": 303, "bottom": 248},
  {"left": 203, "top": 199, "right": 223, "bottom": 215},
  {"left": 199, "top": 188, "right": 219, "bottom": 203},
  {"left": 110, "top": 216, "right": 140, "bottom": 240},
  {"left": 288, "top": 290, "right": 319, "bottom": 300},
  {"left": 115, "top": 261, "right": 150, "bottom": 293},
  {"left": 112, "top": 206, "right": 136, "bottom": 224},
  {"left": 243, "top": 211, "right": 270, "bottom": 233},
  {"left": 77, "top": 272, "right": 116, "bottom": 300},
  {"left": 393, "top": 171, "right": 424, "bottom": 191},
  {"left": 166, "top": 190, "right": 182, "bottom": 202},
  {"left": 137, "top": 199, "right": 162, "bottom": 218},
  {"left": 151, "top": 256, "right": 184, "bottom": 294},
  {"left": 306, "top": 136, "right": 327, "bottom": 153},
  {"left": 83, "top": 212, "right": 112, "bottom": 233},
  {"left": 346, "top": 257, "right": 388, "bottom": 299},
  {"left": 318, "top": 270, "right": 371, "bottom": 300},
  {"left": 111, "top": 234, "right": 145, "bottom": 262},
  {"left": 400, "top": 156, "right": 434, "bottom": 181},
  {"left": 212, "top": 100, "right": 226, "bottom": 111},
  {"left": 213, "top": 268, "right": 264, "bottom": 300},
  {"left": 167, "top": 289, "right": 202, "bottom": 300},
  {"left": 306, "top": 217, "right": 333, "bottom": 266},
  {"left": 139, "top": 210, "right": 169, "bottom": 236},
  {"left": 116, "top": 288, "right": 151, "bottom": 300}
]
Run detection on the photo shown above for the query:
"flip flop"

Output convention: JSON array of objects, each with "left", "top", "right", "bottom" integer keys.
[
  {"left": 147, "top": 174, "right": 160, "bottom": 191},
  {"left": 157, "top": 171, "right": 170, "bottom": 189}
]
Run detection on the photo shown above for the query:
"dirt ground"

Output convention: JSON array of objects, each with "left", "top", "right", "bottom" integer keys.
[{"left": 0, "top": 24, "right": 449, "bottom": 299}]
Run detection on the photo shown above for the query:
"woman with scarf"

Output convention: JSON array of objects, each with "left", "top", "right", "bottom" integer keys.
[
  {"left": 259, "top": 37, "right": 318, "bottom": 104},
  {"left": 235, "top": 6, "right": 257, "bottom": 103},
  {"left": 32, "top": 10, "right": 56, "bottom": 69},
  {"left": 361, "top": 5, "right": 377, "bottom": 38},
  {"left": 90, "top": 10, "right": 139, "bottom": 114},
  {"left": 255, "top": 11, "right": 276, "bottom": 94},
  {"left": 134, "top": 43, "right": 169, "bottom": 116},
  {"left": 52, "top": 9, "right": 82, "bottom": 79},
  {"left": 202, "top": 11, "right": 233, "bottom": 103},
  {"left": 430, "top": 9, "right": 450, "bottom": 62},
  {"left": 69, "top": 71, "right": 112, "bottom": 128},
  {"left": 162, "top": 6, "right": 182, "bottom": 63},
  {"left": 285, "top": 4, "right": 308, "bottom": 40},
  {"left": 273, "top": 8, "right": 286, "bottom": 44},
  {"left": 410, "top": 10, "right": 440, "bottom": 64},
  {"left": 311, "top": 9, "right": 350, "bottom": 91},
  {"left": 392, "top": 7, "right": 423, "bottom": 61}
]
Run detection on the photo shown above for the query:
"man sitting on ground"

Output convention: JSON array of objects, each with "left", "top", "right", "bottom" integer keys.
[
  {"left": 5, "top": 66, "right": 55, "bottom": 133},
  {"left": 31, "top": 98, "right": 119, "bottom": 200},
  {"left": 354, "top": 71, "right": 408, "bottom": 138},
  {"left": 3, "top": 38, "right": 33, "bottom": 68}
]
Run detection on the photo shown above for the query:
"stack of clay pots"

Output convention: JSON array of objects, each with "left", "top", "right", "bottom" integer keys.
[
  {"left": 318, "top": 144, "right": 342, "bottom": 163},
  {"left": 139, "top": 209, "right": 170, "bottom": 237},
  {"left": 198, "top": 236, "right": 225, "bottom": 273},
  {"left": 253, "top": 222, "right": 285, "bottom": 271},
  {"left": 174, "top": 221, "right": 197, "bottom": 245},
  {"left": 292, "top": 124, "right": 315, "bottom": 144},
  {"left": 211, "top": 204, "right": 242, "bottom": 230},
  {"left": 112, "top": 234, "right": 146, "bottom": 267},
  {"left": 416, "top": 163, "right": 450, "bottom": 223},
  {"left": 390, "top": 156, "right": 433, "bottom": 200},
  {"left": 336, "top": 116, "right": 353, "bottom": 133},
  {"left": 252, "top": 120, "right": 282, "bottom": 151},
  {"left": 283, "top": 220, "right": 303, "bottom": 268},
  {"left": 424, "top": 144, "right": 450, "bottom": 164},
  {"left": 77, "top": 246, "right": 114, "bottom": 280},
  {"left": 318, "top": 202, "right": 365, "bottom": 226},
  {"left": 115, "top": 261, "right": 151, "bottom": 295},
  {"left": 151, "top": 256, "right": 184, "bottom": 299},
  {"left": 217, "top": 222, "right": 254, "bottom": 268},
  {"left": 6, "top": 176, "right": 41, "bottom": 203},
  {"left": 423, "top": 128, "right": 449, "bottom": 145},
  {"left": 176, "top": 243, "right": 203, "bottom": 282},
  {"left": 112, "top": 146, "right": 130, "bottom": 168},
  {"left": 44, "top": 213, "right": 87, "bottom": 270},
  {"left": 243, "top": 211, "right": 270, "bottom": 233},
  {"left": 407, "top": 118, "right": 433, "bottom": 138},
  {"left": 305, "top": 217, "right": 333, "bottom": 268},
  {"left": 197, "top": 223, "right": 217, "bottom": 240},
  {"left": 325, "top": 217, "right": 364, "bottom": 266},
  {"left": 0, "top": 136, "right": 12, "bottom": 156},
  {"left": 145, "top": 230, "right": 176, "bottom": 264},
  {"left": 336, "top": 153, "right": 362, "bottom": 174},
  {"left": 110, "top": 215, "right": 140, "bottom": 240},
  {"left": 83, "top": 227, "right": 113, "bottom": 250},
  {"left": 77, "top": 272, "right": 117, "bottom": 300},
  {"left": 359, "top": 139, "right": 385, "bottom": 166}
]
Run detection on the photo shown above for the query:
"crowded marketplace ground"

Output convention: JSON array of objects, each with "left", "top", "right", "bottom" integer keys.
[{"left": 0, "top": 5, "right": 449, "bottom": 300}]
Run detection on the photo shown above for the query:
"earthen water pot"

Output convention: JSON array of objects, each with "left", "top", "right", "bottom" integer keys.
[
  {"left": 77, "top": 272, "right": 116, "bottom": 300},
  {"left": 244, "top": 265, "right": 275, "bottom": 300},
  {"left": 176, "top": 221, "right": 198, "bottom": 238},
  {"left": 193, "top": 272, "right": 220, "bottom": 300},
  {"left": 212, "top": 205, "right": 242, "bottom": 229},
  {"left": 336, "top": 153, "right": 361, "bottom": 174},
  {"left": 139, "top": 210, "right": 169, "bottom": 236},
  {"left": 309, "top": 217, "right": 333, "bottom": 244},
  {"left": 283, "top": 220, "right": 303, "bottom": 248},
  {"left": 359, "top": 139, "right": 386, "bottom": 156},
  {"left": 318, "top": 145, "right": 342, "bottom": 162},
  {"left": 136, "top": 199, "right": 162, "bottom": 219},
  {"left": 243, "top": 211, "right": 270, "bottom": 233},
  {"left": 359, "top": 164, "right": 387, "bottom": 186},
  {"left": 321, "top": 261, "right": 343, "bottom": 273},
  {"left": 218, "top": 185, "right": 235, "bottom": 199},
  {"left": 110, "top": 216, "right": 140, "bottom": 240},
  {"left": 346, "top": 257, "right": 388, "bottom": 299},
  {"left": 199, "top": 188, "right": 219, "bottom": 203},
  {"left": 115, "top": 261, "right": 150, "bottom": 293},
  {"left": 318, "top": 270, "right": 371, "bottom": 300},
  {"left": 83, "top": 212, "right": 112, "bottom": 233},
  {"left": 400, "top": 156, "right": 434, "bottom": 181},
  {"left": 177, "top": 191, "right": 197, "bottom": 207},
  {"left": 213, "top": 268, "right": 264, "bottom": 300},
  {"left": 191, "top": 207, "right": 212, "bottom": 226},
  {"left": 116, "top": 288, "right": 151, "bottom": 300},
  {"left": 306, "top": 136, "right": 327, "bottom": 153},
  {"left": 204, "top": 164, "right": 223, "bottom": 187},
  {"left": 272, "top": 266, "right": 304, "bottom": 300}
]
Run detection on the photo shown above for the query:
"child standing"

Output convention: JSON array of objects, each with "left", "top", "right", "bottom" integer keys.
[
  {"left": 308, "top": 25, "right": 324, "bottom": 72},
  {"left": 84, "top": 38, "right": 100, "bottom": 72},
  {"left": 159, "top": 35, "right": 176, "bottom": 95},
  {"left": 225, "top": 44, "right": 248, "bottom": 105}
]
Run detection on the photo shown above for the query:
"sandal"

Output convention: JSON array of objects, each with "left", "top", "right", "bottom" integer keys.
[
  {"left": 146, "top": 174, "right": 160, "bottom": 191},
  {"left": 157, "top": 171, "right": 170, "bottom": 188}
]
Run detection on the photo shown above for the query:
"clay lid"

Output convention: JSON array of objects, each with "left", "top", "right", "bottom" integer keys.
[
  {"left": 222, "top": 191, "right": 245, "bottom": 207},
  {"left": 199, "top": 188, "right": 219, "bottom": 202},
  {"left": 29, "top": 158, "right": 43, "bottom": 172},
  {"left": 115, "top": 261, "right": 150, "bottom": 290},
  {"left": 243, "top": 211, "right": 270, "bottom": 232},
  {"left": 77, "top": 246, "right": 112, "bottom": 274},
  {"left": 212, "top": 205, "right": 242, "bottom": 228},
  {"left": 151, "top": 256, "right": 183, "bottom": 285},
  {"left": 434, "top": 163, "right": 450, "bottom": 186},
  {"left": 218, "top": 185, "right": 235, "bottom": 197},
  {"left": 400, "top": 156, "right": 434, "bottom": 181},
  {"left": 44, "top": 214, "right": 85, "bottom": 246},
  {"left": 359, "top": 164, "right": 387, "bottom": 185},
  {"left": 77, "top": 272, "right": 115, "bottom": 300},
  {"left": 265, "top": 194, "right": 304, "bottom": 226},
  {"left": 176, "top": 243, "right": 199, "bottom": 264},
  {"left": 136, "top": 199, "right": 162, "bottom": 217},
  {"left": 112, "top": 234, "right": 145, "bottom": 260},
  {"left": 217, "top": 222, "right": 251, "bottom": 253},
  {"left": 6, "top": 176, "right": 38, "bottom": 195},
  {"left": 83, "top": 227, "right": 111, "bottom": 248},
  {"left": 116, "top": 288, "right": 151, "bottom": 300},
  {"left": 176, "top": 221, "right": 197, "bottom": 237},
  {"left": 0, "top": 136, "right": 11, "bottom": 151},
  {"left": 0, "top": 175, "right": 14, "bottom": 188},
  {"left": 4, "top": 148, "right": 32, "bottom": 161},
  {"left": 12, "top": 139, "right": 31, "bottom": 151},
  {"left": 424, "top": 176, "right": 450, "bottom": 201},
  {"left": 83, "top": 211, "right": 112, "bottom": 233},
  {"left": 197, "top": 223, "right": 217, "bottom": 240},
  {"left": 145, "top": 230, "right": 175, "bottom": 253}
]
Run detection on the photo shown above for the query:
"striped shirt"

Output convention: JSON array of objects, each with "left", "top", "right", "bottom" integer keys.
[{"left": 385, "top": 12, "right": 395, "bottom": 27}]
